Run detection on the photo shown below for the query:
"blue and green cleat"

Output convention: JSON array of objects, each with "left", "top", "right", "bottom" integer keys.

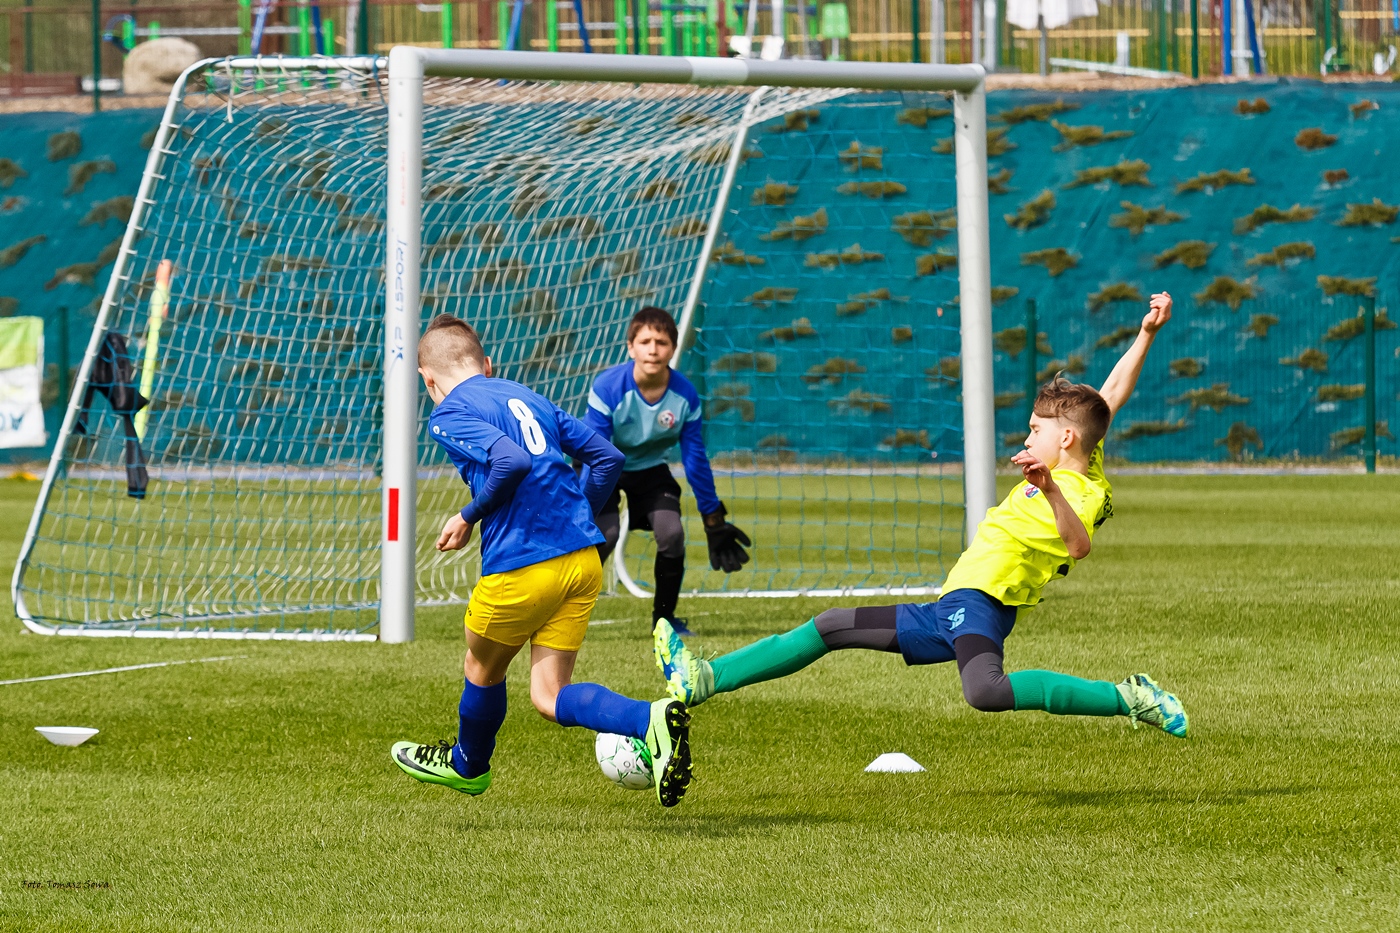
[
  {"left": 661, "top": 616, "right": 694, "bottom": 637},
  {"left": 1116, "top": 674, "right": 1189, "bottom": 738},
  {"left": 390, "top": 740, "right": 493, "bottom": 795},
  {"left": 653, "top": 617, "right": 714, "bottom": 707},
  {"left": 646, "top": 698, "right": 693, "bottom": 808}
]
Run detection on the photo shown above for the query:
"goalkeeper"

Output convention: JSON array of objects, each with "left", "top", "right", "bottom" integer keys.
[
  {"left": 654, "top": 293, "right": 1190, "bottom": 738},
  {"left": 584, "top": 306, "right": 751, "bottom": 635},
  {"left": 391, "top": 314, "right": 693, "bottom": 807}
]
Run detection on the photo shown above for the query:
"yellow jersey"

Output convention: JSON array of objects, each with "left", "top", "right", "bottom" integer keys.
[{"left": 941, "top": 442, "right": 1112, "bottom": 608}]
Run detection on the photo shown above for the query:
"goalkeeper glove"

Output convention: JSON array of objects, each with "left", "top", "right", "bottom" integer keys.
[{"left": 702, "top": 504, "right": 751, "bottom": 573}]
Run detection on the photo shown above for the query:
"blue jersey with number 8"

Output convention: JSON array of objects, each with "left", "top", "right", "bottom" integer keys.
[{"left": 429, "top": 374, "right": 607, "bottom": 575}]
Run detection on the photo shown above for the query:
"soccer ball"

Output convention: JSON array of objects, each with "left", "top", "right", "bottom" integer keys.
[{"left": 594, "top": 732, "right": 654, "bottom": 790}]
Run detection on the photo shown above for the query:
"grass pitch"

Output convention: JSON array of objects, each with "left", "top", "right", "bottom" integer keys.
[{"left": 1, "top": 473, "right": 1398, "bottom": 931}]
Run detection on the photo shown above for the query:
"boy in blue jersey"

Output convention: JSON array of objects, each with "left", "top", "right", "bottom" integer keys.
[
  {"left": 654, "top": 294, "right": 1189, "bottom": 740},
  {"left": 390, "top": 315, "right": 694, "bottom": 807},
  {"left": 585, "top": 307, "right": 751, "bottom": 634}
]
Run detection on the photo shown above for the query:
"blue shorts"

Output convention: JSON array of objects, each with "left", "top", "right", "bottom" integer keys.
[{"left": 895, "top": 589, "right": 1019, "bottom": 667}]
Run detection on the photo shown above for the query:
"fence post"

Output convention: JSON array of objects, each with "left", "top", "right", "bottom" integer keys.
[
  {"left": 1024, "top": 298, "right": 1037, "bottom": 427},
  {"left": 238, "top": 0, "right": 252, "bottom": 53},
  {"left": 911, "top": 0, "right": 921, "bottom": 62},
  {"left": 1157, "top": 0, "right": 1167, "bottom": 70},
  {"left": 23, "top": 0, "right": 33, "bottom": 72},
  {"left": 991, "top": 0, "right": 1002, "bottom": 67},
  {"left": 356, "top": 0, "right": 369, "bottom": 54},
  {"left": 1190, "top": 0, "right": 1199, "bottom": 77},
  {"left": 90, "top": 0, "right": 101, "bottom": 112},
  {"left": 615, "top": 0, "right": 628, "bottom": 51},
  {"left": 56, "top": 305, "right": 69, "bottom": 411},
  {"left": 298, "top": 0, "right": 312, "bottom": 55},
  {"left": 1170, "top": 0, "right": 1179, "bottom": 72},
  {"left": 930, "top": 0, "right": 944, "bottom": 63},
  {"left": 1363, "top": 294, "right": 1376, "bottom": 473}
]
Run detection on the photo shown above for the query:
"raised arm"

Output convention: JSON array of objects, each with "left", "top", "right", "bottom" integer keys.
[{"left": 1098, "top": 291, "right": 1172, "bottom": 421}]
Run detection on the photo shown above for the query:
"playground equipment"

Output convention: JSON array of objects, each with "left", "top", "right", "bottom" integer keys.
[
  {"left": 102, "top": 1, "right": 332, "bottom": 58},
  {"left": 1222, "top": 0, "right": 1265, "bottom": 74},
  {"left": 494, "top": 0, "right": 729, "bottom": 56},
  {"left": 728, "top": 0, "right": 819, "bottom": 58},
  {"left": 819, "top": 2, "right": 849, "bottom": 59},
  {"left": 504, "top": 0, "right": 591, "bottom": 52}
]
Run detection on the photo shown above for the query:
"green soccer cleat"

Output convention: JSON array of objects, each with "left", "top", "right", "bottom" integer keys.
[
  {"left": 1116, "top": 674, "right": 1189, "bottom": 738},
  {"left": 645, "top": 699, "right": 693, "bottom": 808},
  {"left": 653, "top": 617, "right": 715, "bottom": 707},
  {"left": 390, "top": 740, "right": 493, "bottom": 795}
]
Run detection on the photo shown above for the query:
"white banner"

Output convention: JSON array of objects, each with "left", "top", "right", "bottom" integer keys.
[{"left": 0, "top": 316, "right": 47, "bottom": 450}]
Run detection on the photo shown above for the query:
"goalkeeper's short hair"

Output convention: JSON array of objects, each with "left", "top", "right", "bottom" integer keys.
[
  {"left": 420, "top": 313, "right": 485, "bottom": 371},
  {"left": 626, "top": 306, "right": 679, "bottom": 346},
  {"left": 1034, "top": 377, "right": 1111, "bottom": 451}
]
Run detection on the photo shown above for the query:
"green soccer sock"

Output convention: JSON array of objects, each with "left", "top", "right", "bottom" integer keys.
[
  {"left": 710, "top": 620, "right": 830, "bottom": 695},
  {"left": 1008, "top": 670, "right": 1131, "bottom": 717}
]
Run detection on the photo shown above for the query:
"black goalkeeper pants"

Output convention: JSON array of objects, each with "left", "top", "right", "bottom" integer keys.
[{"left": 595, "top": 464, "right": 685, "bottom": 624}]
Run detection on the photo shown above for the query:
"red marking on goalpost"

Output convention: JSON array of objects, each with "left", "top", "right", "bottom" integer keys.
[{"left": 387, "top": 488, "right": 400, "bottom": 541}]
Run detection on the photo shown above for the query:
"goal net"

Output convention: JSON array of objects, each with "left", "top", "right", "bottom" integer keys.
[{"left": 12, "top": 53, "right": 993, "bottom": 640}]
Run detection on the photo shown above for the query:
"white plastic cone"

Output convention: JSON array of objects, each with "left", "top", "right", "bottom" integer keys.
[{"left": 865, "top": 752, "right": 926, "bottom": 773}]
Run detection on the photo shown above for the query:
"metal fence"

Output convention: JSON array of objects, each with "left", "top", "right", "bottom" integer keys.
[{"left": 0, "top": 0, "right": 1395, "bottom": 91}]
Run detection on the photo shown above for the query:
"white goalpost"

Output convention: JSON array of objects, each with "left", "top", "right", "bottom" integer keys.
[{"left": 10, "top": 51, "right": 994, "bottom": 642}]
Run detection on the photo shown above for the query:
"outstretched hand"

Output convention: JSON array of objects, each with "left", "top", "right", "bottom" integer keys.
[
  {"left": 436, "top": 513, "right": 474, "bottom": 551},
  {"left": 702, "top": 505, "right": 752, "bottom": 573},
  {"left": 1010, "top": 450, "right": 1056, "bottom": 493},
  {"left": 1142, "top": 292, "right": 1173, "bottom": 335}
]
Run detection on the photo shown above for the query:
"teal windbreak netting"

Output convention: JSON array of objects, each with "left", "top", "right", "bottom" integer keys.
[
  {"left": 4, "top": 79, "right": 1397, "bottom": 468},
  {"left": 687, "top": 79, "right": 1400, "bottom": 471},
  {"left": 966, "top": 80, "right": 1400, "bottom": 463}
]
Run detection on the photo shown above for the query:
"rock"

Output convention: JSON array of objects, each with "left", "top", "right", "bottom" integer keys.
[{"left": 122, "top": 37, "right": 202, "bottom": 96}]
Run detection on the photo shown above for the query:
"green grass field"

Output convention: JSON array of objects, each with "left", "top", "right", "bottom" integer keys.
[{"left": 2, "top": 473, "right": 1398, "bottom": 931}]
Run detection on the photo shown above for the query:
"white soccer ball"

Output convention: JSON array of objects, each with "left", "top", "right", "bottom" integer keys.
[{"left": 595, "top": 732, "right": 654, "bottom": 790}]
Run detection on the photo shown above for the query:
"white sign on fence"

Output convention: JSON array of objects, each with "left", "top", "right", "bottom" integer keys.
[{"left": 0, "top": 316, "right": 47, "bottom": 450}]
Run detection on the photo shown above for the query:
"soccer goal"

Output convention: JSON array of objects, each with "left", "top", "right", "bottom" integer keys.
[{"left": 11, "top": 51, "right": 994, "bottom": 642}]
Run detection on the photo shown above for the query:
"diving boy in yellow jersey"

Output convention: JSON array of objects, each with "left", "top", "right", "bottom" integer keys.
[{"left": 652, "top": 292, "right": 1188, "bottom": 737}]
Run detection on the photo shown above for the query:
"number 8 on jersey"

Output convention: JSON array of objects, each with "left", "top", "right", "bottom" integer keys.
[{"left": 508, "top": 397, "right": 548, "bottom": 455}]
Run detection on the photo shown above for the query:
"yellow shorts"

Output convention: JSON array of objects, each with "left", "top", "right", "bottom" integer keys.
[{"left": 465, "top": 546, "right": 602, "bottom": 653}]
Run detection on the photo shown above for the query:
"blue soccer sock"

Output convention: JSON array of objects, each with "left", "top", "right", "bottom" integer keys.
[
  {"left": 554, "top": 683, "right": 651, "bottom": 740},
  {"left": 451, "top": 678, "right": 508, "bottom": 779}
]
